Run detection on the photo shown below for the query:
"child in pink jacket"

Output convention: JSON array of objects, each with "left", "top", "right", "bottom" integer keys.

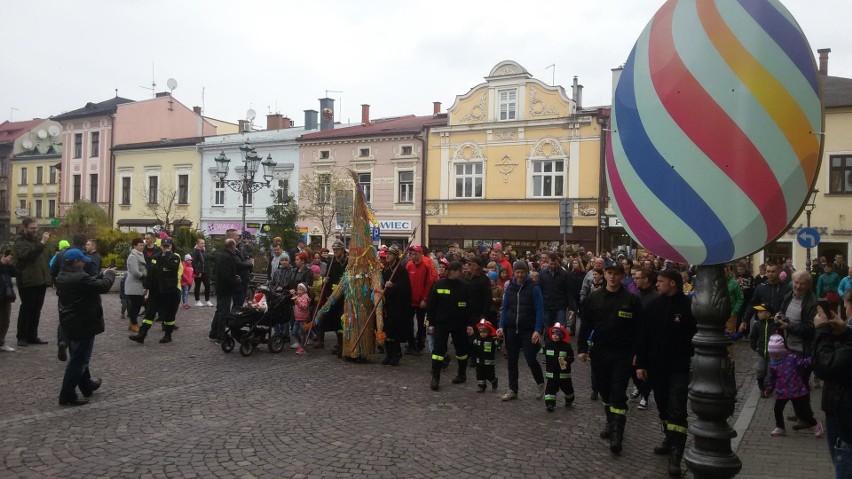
[
  {"left": 291, "top": 283, "right": 311, "bottom": 353},
  {"left": 181, "top": 255, "right": 195, "bottom": 309}
]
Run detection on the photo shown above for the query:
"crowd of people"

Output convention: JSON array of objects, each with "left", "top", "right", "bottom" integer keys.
[{"left": 1, "top": 219, "right": 851, "bottom": 477}]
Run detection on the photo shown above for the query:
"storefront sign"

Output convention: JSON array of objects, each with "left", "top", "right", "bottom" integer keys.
[
  {"left": 205, "top": 222, "right": 256, "bottom": 235},
  {"left": 608, "top": 217, "right": 623, "bottom": 228},
  {"left": 379, "top": 220, "right": 411, "bottom": 231}
]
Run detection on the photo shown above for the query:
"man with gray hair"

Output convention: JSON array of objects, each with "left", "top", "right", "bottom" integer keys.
[{"left": 777, "top": 270, "right": 820, "bottom": 431}]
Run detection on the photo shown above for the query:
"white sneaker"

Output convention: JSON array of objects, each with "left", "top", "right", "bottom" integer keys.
[
  {"left": 290, "top": 342, "right": 300, "bottom": 349},
  {"left": 0, "top": 345, "right": 15, "bottom": 352},
  {"left": 638, "top": 398, "right": 648, "bottom": 410},
  {"left": 206, "top": 301, "right": 214, "bottom": 307},
  {"left": 501, "top": 390, "right": 518, "bottom": 401},
  {"left": 195, "top": 301, "right": 204, "bottom": 307}
]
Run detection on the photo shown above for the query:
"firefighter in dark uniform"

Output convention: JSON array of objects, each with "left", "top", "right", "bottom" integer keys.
[
  {"left": 578, "top": 263, "right": 643, "bottom": 454},
  {"left": 426, "top": 261, "right": 474, "bottom": 391},
  {"left": 129, "top": 238, "right": 182, "bottom": 344},
  {"left": 636, "top": 269, "right": 697, "bottom": 477},
  {"left": 473, "top": 319, "right": 498, "bottom": 392},
  {"left": 317, "top": 240, "right": 348, "bottom": 354},
  {"left": 543, "top": 322, "right": 575, "bottom": 411}
]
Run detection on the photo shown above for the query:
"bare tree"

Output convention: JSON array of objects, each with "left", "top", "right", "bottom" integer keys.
[
  {"left": 298, "top": 170, "right": 353, "bottom": 245},
  {"left": 137, "top": 185, "right": 186, "bottom": 235}
]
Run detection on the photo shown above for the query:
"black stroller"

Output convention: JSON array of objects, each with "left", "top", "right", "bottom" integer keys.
[{"left": 220, "top": 287, "right": 288, "bottom": 356}]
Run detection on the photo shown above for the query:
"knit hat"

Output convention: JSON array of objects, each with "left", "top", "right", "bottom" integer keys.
[
  {"left": 548, "top": 322, "right": 571, "bottom": 344},
  {"left": 310, "top": 264, "right": 321, "bottom": 275},
  {"left": 512, "top": 260, "right": 528, "bottom": 272},
  {"left": 184, "top": 254, "right": 193, "bottom": 261},
  {"left": 297, "top": 283, "right": 307, "bottom": 293},
  {"left": 487, "top": 271, "right": 498, "bottom": 281},
  {"left": 58, "top": 240, "right": 70, "bottom": 251},
  {"left": 767, "top": 334, "right": 786, "bottom": 355},
  {"left": 477, "top": 319, "right": 497, "bottom": 337}
]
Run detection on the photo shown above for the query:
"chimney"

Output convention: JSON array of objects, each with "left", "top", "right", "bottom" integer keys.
[
  {"left": 611, "top": 66, "right": 624, "bottom": 104},
  {"left": 818, "top": 48, "right": 831, "bottom": 75},
  {"left": 193, "top": 106, "right": 202, "bottom": 115},
  {"left": 572, "top": 77, "right": 584, "bottom": 110},
  {"left": 319, "top": 98, "right": 335, "bottom": 131},
  {"left": 282, "top": 116, "right": 292, "bottom": 128},
  {"left": 433, "top": 101, "right": 441, "bottom": 115},
  {"left": 361, "top": 104, "right": 370, "bottom": 125},
  {"left": 267, "top": 113, "right": 284, "bottom": 130},
  {"left": 304, "top": 109, "right": 318, "bottom": 130},
  {"left": 155, "top": 91, "right": 171, "bottom": 98}
]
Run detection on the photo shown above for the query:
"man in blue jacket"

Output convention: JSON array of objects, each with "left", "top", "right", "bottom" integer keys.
[{"left": 497, "top": 260, "right": 545, "bottom": 402}]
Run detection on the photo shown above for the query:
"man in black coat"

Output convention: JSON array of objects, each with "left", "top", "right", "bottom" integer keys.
[
  {"left": 539, "top": 253, "right": 574, "bottom": 327},
  {"left": 381, "top": 246, "right": 412, "bottom": 366},
  {"left": 427, "top": 261, "right": 474, "bottom": 390},
  {"left": 636, "top": 270, "right": 697, "bottom": 477},
  {"left": 55, "top": 249, "right": 115, "bottom": 406},
  {"left": 209, "top": 239, "right": 250, "bottom": 341}
]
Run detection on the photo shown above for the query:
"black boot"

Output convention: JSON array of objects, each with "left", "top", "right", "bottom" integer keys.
[
  {"left": 129, "top": 324, "right": 149, "bottom": 344},
  {"left": 389, "top": 342, "right": 402, "bottom": 366},
  {"left": 333, "top": 332, "right": 343, "bottom": 357},
  {"left": 452, "top": 360, "right": 467, "bottom": 384},
  {"left": 600, "top": 407, "right": 614, "bottom": 439},
  {"left": 382, "top": 341, "right": 393, "bottom": 365},
  {"left": 430, "top": 369, "right": 440, "bottom": 391},
  {"left": 610, "top": 413, "right": 626, "bottom": 454},
  {"left": 668, "top": 431, "right": 686, "bottom": 477},
  {"left": 159, "top": 331, "right": 173, "bottom": 344},
  {"left": 654, "top": 422, "right": 671, "bottom": 455}
]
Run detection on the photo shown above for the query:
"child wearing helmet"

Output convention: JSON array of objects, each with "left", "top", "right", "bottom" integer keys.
[{"left": 544, "top": 322, "right": 575, "bottom": 411}]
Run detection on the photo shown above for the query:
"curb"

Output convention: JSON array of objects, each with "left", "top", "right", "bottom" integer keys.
[{"left": 731, "top": 380, "right": 761, "bottom": 453}]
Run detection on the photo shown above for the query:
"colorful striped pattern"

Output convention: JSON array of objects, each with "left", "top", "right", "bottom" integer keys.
[{"left": 607, "top": 0, "right": 822, "bottom": 265}]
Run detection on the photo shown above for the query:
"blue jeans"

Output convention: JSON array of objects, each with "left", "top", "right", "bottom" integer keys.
[
  {"left": 181, "top": 285, "right": 190, "bottom": 304},
  {"left": 825, "top": 415, "right": 852, "bottom": 478},
  {"left": 59, "top": 336, "right": 95, "bottom": 403}
]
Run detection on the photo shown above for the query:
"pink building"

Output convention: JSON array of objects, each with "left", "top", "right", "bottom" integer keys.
[
  {"left": 53, "top": 96, "right": 134, "bottom": 218},
  {"left": 113, "top": 92, "right": 216, "bottom": 146},
  {"left": 297, "top": 104, "right": 446, "bottom": 248}
]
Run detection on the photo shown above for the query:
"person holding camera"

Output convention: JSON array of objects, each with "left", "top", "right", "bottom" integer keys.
[
  {"left": 776, "top": 270, "right": 818, "bottom": 428},
  {"left": 13, "top": 218, "right": 53, "bottom": 347}
]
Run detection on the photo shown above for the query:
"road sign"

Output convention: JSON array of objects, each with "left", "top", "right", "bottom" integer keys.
[
  {"left": 797, "top": 228, "right": 820, "bottom": 249},
  {"left": 371, "top": 226, "right": 381, "bottom": 242},
  {"left": 559, "top": 200, "right": 573, "bottom": 229}
]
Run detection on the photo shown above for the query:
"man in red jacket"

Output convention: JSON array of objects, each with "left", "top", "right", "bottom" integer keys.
[{"left": 406, "top": 245, "right": 436, "bottom": 355}]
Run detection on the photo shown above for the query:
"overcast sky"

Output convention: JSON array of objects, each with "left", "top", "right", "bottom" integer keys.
[{"left": 3, "top": 0, "right": 850, "bottom": 128}]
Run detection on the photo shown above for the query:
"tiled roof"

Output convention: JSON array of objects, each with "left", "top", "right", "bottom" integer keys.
[
  {"left": 0, "top": 119, "right": 44, "bottom": 145},
  {"left": 823, "top": 75, "right": 852, "bottom": 108},
  {"left": 298, "top": 114, "right": 447, "bottom": 142},
  {"left": 52, "top": 97, "right": 135, "bottom": 121}
]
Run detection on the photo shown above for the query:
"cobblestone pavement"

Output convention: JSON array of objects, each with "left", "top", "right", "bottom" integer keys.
[{"left": 0, "top": 293, "right": 833, "bottom": 478}]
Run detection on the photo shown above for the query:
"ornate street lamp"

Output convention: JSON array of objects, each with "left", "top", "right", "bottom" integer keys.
[{"left": 214, "top": 142, "right": 277, "bottom": 235}]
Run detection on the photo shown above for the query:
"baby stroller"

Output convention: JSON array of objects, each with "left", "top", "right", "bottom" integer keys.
[{"left": 220, "top": 287, "right": 288, "bottom": 356}]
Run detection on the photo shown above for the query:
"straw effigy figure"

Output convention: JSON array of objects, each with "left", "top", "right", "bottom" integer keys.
[{"left": 314, "top": 170, "right": 384, "bottom": 361}]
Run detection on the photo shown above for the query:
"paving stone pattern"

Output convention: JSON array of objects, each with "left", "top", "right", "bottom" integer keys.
[{"left": 0, "top": 293, "right": 835, "bottom": 478}]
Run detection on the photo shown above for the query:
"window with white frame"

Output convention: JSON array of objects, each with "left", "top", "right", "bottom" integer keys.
[
  {"left": 121, "top": 177, "right": 131, "bottom": 205},
  {"left": 498, "top": 89, "right": 517, "bottom": 121},
  {"left": 148, "top": 176, "right": 159, "bottom": 204},
  {"left": 177, "top": 174, "right": 189, "bottom": 204},
  {"left": 19, "top": 167, "right": 27, "bottom": 186},
  {"left": 317, "top": 173, "right": 331, "bottom": 204},
  {"left": 19, "top": 199, "right": 26, "bottom": 211},
  {"left": 243, "top": 189, "right": 253, "bottom": 206},
  {"left": 35, "top": 166, "right": 43, "bottom": 185},
  {"left": 48, "top": 165, "right": 57, "bottom": 184},
  {"left": 401, "top": 145, "right": 413, "bottom": 156},
  {"left": 213, "top": 179, "right": 225, "bottom": 206},
  {"left": 454, "top": 162, "right": 483, "bottom": 198},
  {"left": 398, "top": 171, "right": 414, "bottom": 203},
  {"left": 358, "top": 172, "right": 371, "bottom": 202},
  {"left": 276, "top": 179, "right": 290, "bottom": 204},
  {"left": 531, "top": 159, "right": 565, "bottom": 197}
]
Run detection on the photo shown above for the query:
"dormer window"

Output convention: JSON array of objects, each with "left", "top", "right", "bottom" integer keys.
[{"left": 499, "top": 89, "right": 517, "bottom": 121}]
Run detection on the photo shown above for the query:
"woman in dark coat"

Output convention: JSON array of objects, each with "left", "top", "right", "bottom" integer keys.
[{"left": 381, "top": 246, "right": 413, "bottom": 366}]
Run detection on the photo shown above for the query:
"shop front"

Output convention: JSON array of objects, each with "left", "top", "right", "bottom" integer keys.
[{"left": 428, "top": 224, "right": 596, "bottom": 255}]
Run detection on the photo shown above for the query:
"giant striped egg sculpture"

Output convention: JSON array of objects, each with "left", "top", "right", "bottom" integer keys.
[{"left": 607, "top": 0, "right": 823, "bottom": 265}]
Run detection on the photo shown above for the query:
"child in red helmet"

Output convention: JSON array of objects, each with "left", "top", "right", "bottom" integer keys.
[
  {"left": 473, "top": 319, "right": 499, "bottom": 392},
  {"left": 544, "top": 322, "right": 575, "bottom": 411}
]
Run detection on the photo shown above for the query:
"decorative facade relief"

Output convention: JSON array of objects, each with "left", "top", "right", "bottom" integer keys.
[
  {"left": 492, "top": 65, "right": 520, "bottom": 76},
  {"left": 459, "top": 93, "right": 487, "bottom": 123},
  {"left": 494, "top": 129, "right": 516, "bottom": 141},
  {"left": 452, "top": 142, "right": 484, "bottom": 162},
  {"left": 532, "top": 138, "right": 565, "bottom": 158},
  {"left": 496, "top": 155, "right": 518, "bottom": 183},
  {"left": 528, "top": 87, "right": 560, "bottom": 117}
]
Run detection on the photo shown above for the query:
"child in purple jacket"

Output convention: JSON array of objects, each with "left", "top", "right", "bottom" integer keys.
[{"left": 764, "top": 334, "right": 823, "bottom": 437}]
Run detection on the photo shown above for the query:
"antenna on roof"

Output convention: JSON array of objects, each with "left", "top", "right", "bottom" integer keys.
[
  {"left": 201, "top": 86, "right": 205, "bottom": 114},
  {"left": 545, "top": 64, "right": 556, "bottom": 86},
  {"left": 139, "top": 62, "right": 156, "bottom": 98}
]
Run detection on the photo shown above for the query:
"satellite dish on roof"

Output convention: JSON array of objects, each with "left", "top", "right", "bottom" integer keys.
[
  {"left": 246, "top": 109, "right": 256, "bottom": 121},
  {"left": 22, "top": 139, "right": 33, "bottom": 150},
  {"left": 37, "top": 129, "right": 47, "bottom": 139},
  {"left": 48, "top": 125, "right": 61, "bottom": 137},
  {"left": 167, "top": 78, "right": 178, "bottom": 91}
]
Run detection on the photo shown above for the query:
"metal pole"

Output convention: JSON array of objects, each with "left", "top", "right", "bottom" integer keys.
[
  {"left": 241, "top": 177, "right": 247, "bottom": 235},
  {"left": 806, "top": 209, "right": 812, "bottom": 271},
  {"left": 684, "top": 264, "right": 742, "bottom": 478}
]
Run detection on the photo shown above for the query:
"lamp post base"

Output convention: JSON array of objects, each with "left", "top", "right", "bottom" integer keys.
[{"left": 684, "top": 264, "right": 742, "bottom": 479}]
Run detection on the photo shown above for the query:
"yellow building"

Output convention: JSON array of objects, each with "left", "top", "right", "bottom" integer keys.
[
  {"left": 761, "top": 51, "right": 852, "bottom": 270},
  {"left": 424, "top": 60, "right": 606, "bottom": 253},
  {"left": 5, "top": 119, "right": 64, "bottom": 237},
  {"left": 112, "top": 138, "right": 203, "bottom": 233}
]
